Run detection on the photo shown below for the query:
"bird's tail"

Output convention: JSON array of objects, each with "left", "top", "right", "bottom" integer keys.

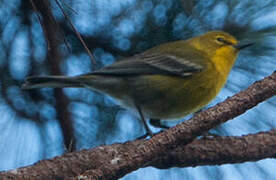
[{"left": 21, "top": 76, "right": 82, "bottom": 90}]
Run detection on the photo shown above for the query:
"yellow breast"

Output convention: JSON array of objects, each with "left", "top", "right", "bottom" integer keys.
[{"left": 134, "top": 65, "right": 226, "bottom": 119}]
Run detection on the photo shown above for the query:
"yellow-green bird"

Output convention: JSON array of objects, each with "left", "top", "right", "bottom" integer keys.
[{"left": 22, "top": 31, "right": 253, "bottom": 137}]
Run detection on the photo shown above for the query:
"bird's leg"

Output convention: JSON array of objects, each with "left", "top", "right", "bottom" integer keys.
[
  {"left": 149, "top": 119, "right": 170, "bottom": 129},
  {"left": 136, "top": 104, "right": 153, "bottom": 138}
]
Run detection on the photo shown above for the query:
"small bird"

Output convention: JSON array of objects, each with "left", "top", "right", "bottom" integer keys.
[{"left": 22, "top": 31, "right": 253, "bottom": 137}]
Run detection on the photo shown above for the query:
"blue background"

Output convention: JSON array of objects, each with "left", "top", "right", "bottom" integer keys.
[{"left": 0, "top": 0, "right": 276, "bottom": 179}]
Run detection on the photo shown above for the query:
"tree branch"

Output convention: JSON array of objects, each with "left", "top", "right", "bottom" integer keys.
[
  {"left": 30, "top": 0, "right": 76, "bottom": 151},
  {"left": 1, "top": 71, "right": 275, "bottom": 179},
  {"left": 2, "top": 130, "right": 276, "bottom": 179},
  {"left": 150, "top": 130, "right": 276, "bottom": 168}
]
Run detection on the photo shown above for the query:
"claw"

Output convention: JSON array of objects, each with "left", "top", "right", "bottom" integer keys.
[{"left": 149, "top": 119, "right": 170, "bottom": 129}]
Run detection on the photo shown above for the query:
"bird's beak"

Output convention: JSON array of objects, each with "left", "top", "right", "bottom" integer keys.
[{"left": 234, "top": 42, "right": 254, "bottom": 50}]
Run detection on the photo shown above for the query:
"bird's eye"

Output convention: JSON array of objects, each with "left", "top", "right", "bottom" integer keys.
[{"left": 216, "top": 37, "right": 225, "bottom": 43}]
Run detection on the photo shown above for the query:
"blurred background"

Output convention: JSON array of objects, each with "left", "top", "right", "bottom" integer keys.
[{"left": 0, "top": 0, "right": 276, "bottom": 179}]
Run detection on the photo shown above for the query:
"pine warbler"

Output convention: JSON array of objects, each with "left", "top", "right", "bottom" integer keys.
[{"left": 22, "top": 31, "right": 253, "bottom": 137}]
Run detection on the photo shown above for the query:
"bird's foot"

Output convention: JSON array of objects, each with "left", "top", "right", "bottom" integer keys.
[
  {"left": 136, "top": 129, "right": 169, "bottom": 140},
  {"left": 149, "top": 119, "right": 170, "bottom": 129},
  {"left": 201, "top": 131, "right": 220, "bottom": 139}
]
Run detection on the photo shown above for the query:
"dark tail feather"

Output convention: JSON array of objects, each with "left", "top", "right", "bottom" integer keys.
[{"left": 21, "top": 76, "right": 82, "bottom": 90}]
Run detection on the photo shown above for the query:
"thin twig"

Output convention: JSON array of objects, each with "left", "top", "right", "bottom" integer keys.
[
  {"left": 60, "top": 0, "right": 78, "bottom": 14},
  {"left": 29, "top": 0, "right": 50, "bottom": 50},
  {"left": 54, "top": 0, "right": 96, "bottom": 64},
  {"left": 31, "top": 0, "right": 76, "bottom": 152}
]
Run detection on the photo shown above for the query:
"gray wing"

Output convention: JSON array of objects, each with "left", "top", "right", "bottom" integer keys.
[{"left": 91, "top": 53, "right": 204, "bottom": 77}]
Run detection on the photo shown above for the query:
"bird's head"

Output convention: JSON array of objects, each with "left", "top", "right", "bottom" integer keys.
[{"left": 188, "top": 31, "right": 254, "bottom": 73}]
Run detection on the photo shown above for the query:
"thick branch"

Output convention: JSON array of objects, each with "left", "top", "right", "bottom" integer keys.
[
  {"left": 81, "top": 71, "right": 276, "bottom": 179},
  {"left": 2, "top": 130, "right": 276, "bottom": 179},
  {"left": 1, "top": 72, "right": 275, "bottom": 179},
  {"left": 150, "top": 130, "right": 276, "bottom": 168}
]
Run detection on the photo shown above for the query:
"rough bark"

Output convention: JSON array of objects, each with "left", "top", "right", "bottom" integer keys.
[
  {"left": 1, "top": 131, "right": 276, "bottom": 180},
  {"left": 150, "top": 130, "right": 276, "bottom": 168},
  {"left": 0, "top": 72, "right": 275, "bottom": 180}
]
